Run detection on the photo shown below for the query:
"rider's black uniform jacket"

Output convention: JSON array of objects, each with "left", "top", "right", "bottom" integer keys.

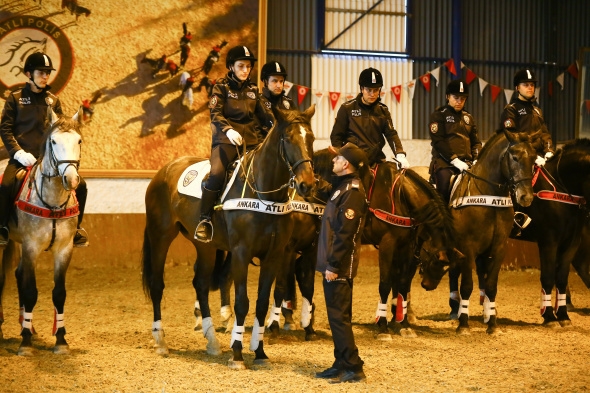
[
  {"left": 499, "top": 97, "right": 554, "bottom": 155},
  {"left": 260, "top": 87, "right": 295, "bottom": 112},
  {"left": 209, "top": 72, "right": 273, "bottom": 147},
  {"left": 429, "top": 104, "right": 482, "bottom": 171},
  {"left": 330, "top": 94, "right": 404, "bottom": 165},
  {"left": 316, "top": 173, "right": 368, "bottom": 279},
  {"left": 0, "top": 83, "right": 63, "bottom": 158}
]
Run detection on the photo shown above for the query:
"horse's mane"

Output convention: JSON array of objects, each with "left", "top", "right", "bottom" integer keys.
[
  {"left": 478, "top": 131, "right": 505, "bottom": 158},
  {"left": 561, "top": 138, "right": 590, "bottom": 152},
  {"left": 312, "top": 148, "right": 333, "bottom": 180},
  {"left": 403, "top": 169, "right": 456, "bottom": 244},
  {"left": 38, "top": 116, "right": 81, "bottom": 159}
]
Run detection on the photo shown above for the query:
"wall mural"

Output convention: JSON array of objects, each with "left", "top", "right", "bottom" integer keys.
[{"left": 0, "top": 0, "right": 259, "bottom": 170}]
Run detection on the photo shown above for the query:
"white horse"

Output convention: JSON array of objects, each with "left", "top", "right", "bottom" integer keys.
[
  {"left": 179, "top": 71, "right": 194, "bottom": 108},
  {"left": 0, "top": 107, "right": 83, "bottom": 355}
]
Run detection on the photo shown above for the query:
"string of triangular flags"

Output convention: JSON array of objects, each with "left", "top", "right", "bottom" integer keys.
[{"left": 282, "top": 59, "right": 590, "bottom": 114}]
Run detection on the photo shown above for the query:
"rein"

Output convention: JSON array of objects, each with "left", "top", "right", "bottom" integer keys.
[
  {"left": 367, "top": 165, "right": 414, "bottom": 228},
  {"left": 532, "top": 161, "right": 587, "bottom": 211}
]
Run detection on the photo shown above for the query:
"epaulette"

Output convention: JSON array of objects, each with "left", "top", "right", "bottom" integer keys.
[
  {"left": 342, "top": 98, "right": 356, "bottom": 107},
  {"left": 351, "top": 179, "right": 360, "bottom": 189},
  {"left": 436, "top": 105, "right": 446, "bottom": 112}
]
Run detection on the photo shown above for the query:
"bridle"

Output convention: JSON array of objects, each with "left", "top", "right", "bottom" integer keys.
[{"left": 39, "top": 122, "right": 81, "bottom": 191}]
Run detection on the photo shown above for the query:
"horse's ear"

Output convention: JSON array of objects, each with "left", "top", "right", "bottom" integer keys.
[
  {"left": 302, "top": 104, "right": 316, "bottom": 121},
  {"left": 72, "top": 106, "right": 84, "bottom": 125},
  {"left": 47, "top": 106, "right": 60, "bottom": 126}
]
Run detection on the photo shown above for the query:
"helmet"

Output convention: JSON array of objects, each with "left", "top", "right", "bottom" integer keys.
[
  {"left": 513, "top": 68, "right": 537, "bottom": 86},
  {"left": 225, "top": 45, "right": 257, "bottom": 69},
  {"left": 24, "top": 52, "right": 55, "bottom": 74},
  {"left": 446, "top": 80, "right": 469, "bottom": 96},
  {"left": 358, "top": 67, "right": 383, "bottom": 88},
  {"left": 260, "top": 61, "right": 287, "bottom": 81}
]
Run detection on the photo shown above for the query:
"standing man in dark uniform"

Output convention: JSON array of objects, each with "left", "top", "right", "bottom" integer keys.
[
  {"left": 0, "top": 52, "right": 89, "bottom": 247},
  {"left": 500, "top": 68, "right": 555, "bottom": 236},
  {"left": 259, "top": 61, "right": 295, "bottom": 112},
  {"left": 314, "top": 142, "right": 368, "bottom": 384},
  {"left": 428, "top": 80, "right": 482, "bottom": 319},
  {"left": 194, "top": 45, "right": 273, "bottom": 242},
  {"left": 330, "top": 67, "right": 409, "bottom": 168}
]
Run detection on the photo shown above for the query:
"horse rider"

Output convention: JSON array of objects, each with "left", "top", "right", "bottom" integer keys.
[
  {"left": 330, "top": 67, "right": 410, "bottom": 169},
  {"left": 428, "top": 79, "right": 482, "bottom": 319},
  {"left": 194, "top": 45, "right": 273, "bottom": 243},
  {"left": 314, "top": 142, "right": 368, "bottom": 383},
  {"left": 0, "top": 52, "right": 89, "bottom": 247},
  {"left": 259, "top": 61, "right": 295, "bottom": 112},
  {"left": 499, "top": 68, "right": 555, "bottom": 236}
]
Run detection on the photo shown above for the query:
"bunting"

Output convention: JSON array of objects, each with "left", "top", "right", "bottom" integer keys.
[
  {"left": 297, "top": 85, "right": 309, "bottom": 105},
  {"left": 465, "top": 68, "right": 477, "bottom": 85},
  {"left": 329, "top": 92, "right": 341, "bottom": 110},
  {"left": 444, "top": 59, "right": 457, "bottom": 76},
  {"left": 490, "top": 85, "right": 502, "bottom": 103},
  {"left": 556, "top": 73, "right": 565, "bottom": 90},
  {"left": 478, "top": 78, "right": 489, "bottom": 96},
  {"left": 391, "top": 85, "right": 402, "bottom": 103},
  {"left": 283, "top": 81, "right": 294, "bottom": 96},
  {"left": 406, "top": 79, "right": 416, "bottom": 99},
  {"left": 567, "top": 62, "right": 579, "bottom": 79},
  {"left": 313, "top": 90, "right": 325, "bottom": 106},
  {"left": 548, "top": 81, "right": 553, "bottom": 97},
  {"left": 504, "top": 89, "right": 514, "bottom": 104},
  {"left": 586, "top": 100, "right": 590, "bottom": 115},
  {"left": 420, "top": 73, "right": 431, "bottom": 92},
  {"left": 430, "top": 66, "right": 441, "bottom": 87}
]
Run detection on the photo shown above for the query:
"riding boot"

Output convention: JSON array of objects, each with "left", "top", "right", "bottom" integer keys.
[
  {"left": 510, "top": 212, "right": 532, "bottom": 237},
  {"left": 73, "top": 181, "right": 89, "bottom": 247},
  {"left": 194, "top": 187, "right": 219, "bottom": 242}
]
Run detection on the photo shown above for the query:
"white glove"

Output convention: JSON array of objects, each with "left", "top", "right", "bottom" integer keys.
[
  {"left": 396, "top": 153, "right": 410, "bottom": 169},
  {"left": 225, "top": 129, "right": 243, "bottom": 146},
  {"left": 450, "top": 158, "right": 469, "bottom": 172},
  {"left": 535, "top": 155, "right": 546, "bottom": 167},
  {"left": 14, "top": 149, "right": 36, "bottom": 166},
  {"left": 544, "top": 151, "right": 553, "bottom": 160}
]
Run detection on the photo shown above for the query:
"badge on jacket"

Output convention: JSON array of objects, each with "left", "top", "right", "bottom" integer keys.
[
  {"left": 430, "top": 123, "right": 438, "bottom": 133},
  {"left": 504, "top": 119, "right": 514, "bottom": 128},
  {"left": 209, "top": 96, "right": 218, "bottom": 108},
  {"left": 344, "top": 208, "right": 355, "bottom": 220},
  {"left": 463, "top": 115, "right": 470, "bottom": 125},
  {"left": 264, "top": 101, "right": 271, "bottom": 109},
  {"left": 246, "top": 92, "right": 256, "bottom": 100},
  {"left": 283, "top": 100, "right": 290, "bottom": 109}
]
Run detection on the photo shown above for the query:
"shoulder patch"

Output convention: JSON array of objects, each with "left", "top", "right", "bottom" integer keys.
[
  {"left": 246, "top": 92, "right": 256, "bottom": 100},
  {"left": 208, "top": 95, "right": 218, "bottom": 109},
  {"left": 430, "top": 123, "right": 438, "bottom": 133},
  {"left": 504, "top": 119, "right": 514, "bottom": 129},
  {"left": 463, "top": 115, "right": 470, "bottom": 125},
  {"left": 331, "top": 189, "right": 341, "bottom": 200},
  {"left": 351, "top": 179, "right": 360, "bottom": 189},
  {"left": 282, "top": 99, "right": 290, "bottom": 110},
  {"left": 344, "top": 208, "right": 356, "bottom": 220}
]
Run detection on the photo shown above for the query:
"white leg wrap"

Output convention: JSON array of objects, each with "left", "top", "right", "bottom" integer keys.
[
  {"left": 375, "top": 302, "right": 388, "bottom": 323},
  {"left": 202, "top": 317, "right": 221, "bottom": 355},
  {"left": 541, "top": 289, "right": 551, "bottom": 314},
  {"left": 555, "top": 290, "right": 566, "bottom": 310},
  {"left": 220, "top": 305, "right": 233, "bottom": 321},
  {"left": 266, "top": 304, "right": 281, "bottom": 328},
  {"left": 151, "top": 320, "right": 166, "bottom": 348},
  {"left": 482, "top": 295, "right": 496, "bottom": 323},
  {"left": 202, "top": 316, "right": 214, "bottom": 338},
  {"left": 22, "top": 312, "right": 33, "bottom": 330},
  {"left": 195, "top": 300, "right": 200, "bottom": 309},
  {"left": 249, "top": 318, "right": 265, "bottom": 351},
  {"left": 457, "top": 299, "right": 469, "bottom": 317},
  {"left": 282, "top": 300, "right": 293, "bottom": 310},
  {"left": 230, "top": 319, "right": 245, "bottom": 348},
  {"left": 300, "top": 297, "right": 313, "bottom": 328},
  {"left": 53, "top": 308, "right": 65, "bottom": 335}
]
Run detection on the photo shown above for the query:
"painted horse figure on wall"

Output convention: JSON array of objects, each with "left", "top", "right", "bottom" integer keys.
[
  {"left": 0, "top": 108, "right": 83, "bottom": 355},
  {"left": 141, "top": 105, "right": 316, "bottom": 369},
  {"left": 450, "top": 130, "right": 540, "bottom": 335},
  {"left": 515, "top": 138, "right": 590, "bottom": 326}
]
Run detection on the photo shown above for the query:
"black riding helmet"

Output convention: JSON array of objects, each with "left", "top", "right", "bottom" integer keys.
[
  {"left": 446, "top": 80, "right": 469, "bottom": 96},
  {"left": 513, "top": 68, "right": 537, "bottom": 87},
  {"left": 358, "top": 67, "right": 383, "bottom": 88},
  {"left": 225, "top": 45, "right": 257, "bottom": 69},
  {"left": 260, "top": 61, "right": 287, "bottom": 81},
  {"left": 24, "top": 52, "right": 56, "bottom": 74}
]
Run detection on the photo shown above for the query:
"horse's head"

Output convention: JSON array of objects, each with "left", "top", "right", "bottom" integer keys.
[
  {"left": 272, "top": 105, "right": 316, "bottom": 198},
  {"left": 418, "top": 244, "right": 465, "bottom": 291},
  {"left": 40, "top": 106, "right": 83, "bottom": 191},
  {"left": 502, "top": 130, "right": 539, "bottom": 207}
]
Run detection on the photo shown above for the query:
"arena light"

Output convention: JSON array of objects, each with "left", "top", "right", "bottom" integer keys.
[{"left": 321, "top": 49, "right": 409, "bottom": 58}]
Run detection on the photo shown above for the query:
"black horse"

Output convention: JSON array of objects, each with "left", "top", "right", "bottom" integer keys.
[
  {"left": 141, "top": 106, "right": 316, "bottom": 369},
  {"left": 516, "top": 138, "right": 590, "bottom": 326}
]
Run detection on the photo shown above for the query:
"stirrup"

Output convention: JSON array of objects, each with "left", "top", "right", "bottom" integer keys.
[
  {"left": 74, "top": 228, "right": 89, "bottom": 247},
  {"left": 194, "top": 219, "right": 214, "bottom": 243},
  {"left": 0, "top": 226, "right": 9, "bottom": 247}
]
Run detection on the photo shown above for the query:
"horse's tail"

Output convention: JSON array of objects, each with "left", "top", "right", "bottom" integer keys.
[
  {"left": 211, "top": 250, "right": 231, "bottom": 292},
  {"left": 140, "top": 227, "right": 153, "bottom": 300}
]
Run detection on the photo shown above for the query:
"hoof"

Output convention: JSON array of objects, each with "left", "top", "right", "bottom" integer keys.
[
  {"left": 305, "top": 332, "right": 319, "bottom": 341},
  {"left": 456, "top": 327, "right": 470, "bottom": 336},
  {"left": 407, "top": 314, "right": 417, "bottom": 324},
  {"left": 449, "top": 313, "right": 459, "bottom": 320},
  {"left": 17, "top": 346, "right": 35, "bottom": 356},
  {"left": 566, "top": 303, "right": 575, "bottom": 312},
  {"left": 283, "top": 322, "right": 295, "bottom": 331},
  {"left": 253, "top": 358, "right": 270, "bottom": 366},
  {"left": 486, "top": 326, "right": 500, "bottom": 335},
  {"left": 228, "top": 359, "right": 246, "bottom": 370},
  {"left": 206, "top": 344, "right": 222, "bottom": 356},
  {"left": 376, "top": 333, "right": 392, "bottom": 341},
  {"left": 543, "top": 321, "right": 561, "bottom": 329},
  {"left": 558, "top": 319, "right": 572, "bottom": 328},
  {"left": 53, "top": 344, "right": 70, "bottom": 354},
  {"left": 154, "top": 346, "right": 169, "bottom": 355},
  {"left": 400, "top": 328, "right": 417, "bottom": 338}
]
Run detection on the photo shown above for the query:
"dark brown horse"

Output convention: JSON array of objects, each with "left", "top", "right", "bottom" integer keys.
[
  {"left": 141, "top": 105, "right": 316, "bottom": 369},
  {"left": 450, "top": 130, "right": 539, "bottom": 335},
  {"left": 516, "top": 138, "right": 590, "bottom": 326}
]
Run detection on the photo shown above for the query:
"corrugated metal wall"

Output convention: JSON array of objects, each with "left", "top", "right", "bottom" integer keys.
[
  {"left": 311, "top": 55, "right": 413, "bottom": 140},
  {"left": 324, "top": 0, "right": 407, "bottom": 53}
]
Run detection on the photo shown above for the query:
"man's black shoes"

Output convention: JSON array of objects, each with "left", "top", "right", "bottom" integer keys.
[
  {"left": 330, "top": 369, "right": 366, "bottom": 383},
  {"left": 315, "top": 367, "right": 342, "bottom": 379}
]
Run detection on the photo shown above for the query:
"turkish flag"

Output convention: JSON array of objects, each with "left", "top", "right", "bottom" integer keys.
[
  {"left": 420, "top": 73, "right": 431, "bottom": 92},
  {"left": 490, "top": 85, "right": 502, "bottom": 103},
  {"left": 391, "top": 85, "right": 402, "bottom": 103},
  {"left": 567, "top": 63, "right": 579, "bottom": 79},
  {"left": 297, "top": 85, "right": 310, "bottom": 105},
  {"left": 466, "top": 68, "right": 477, "bottom": 85},
  {"left": 329, "top": 92, "right": 341, "bottom": 110},
  {"left": 444, "top": 59, "right": 457, "bottom": 76}
]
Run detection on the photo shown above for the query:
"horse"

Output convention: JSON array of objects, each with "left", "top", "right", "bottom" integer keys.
[
  {"left": 515, "top": 138, "right": 590, "bottom": 326},
  {"left": 450, "top": 130, "right": 540, "bottom": 335},
  {"left": 0, "top": 107, "right": 83, "bottom": 355},
  {"left": 141, "top": 105, "right": 316, "bottom": 369}
]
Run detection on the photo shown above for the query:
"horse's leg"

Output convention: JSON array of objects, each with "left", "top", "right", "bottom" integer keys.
[
  {"left": 554, "top": 242, "right": 580, "bottom": 327},
  {"left": 538, "top": 241, "right": 560, "bottom": 328},
  {"left": 480, "top": 253, "right": 502, "bottom": 335},
  {"left": 266, "top": 251, "right": 292, "bottom": 341},
  {"left": 218, "top": 251, "right": 233, "bottom": 331},
  {"left": 296, "top": 245, "right": 318, "bottom": 341},
  {"left": 456, "top": 254, "right": 474, "bottom": 335},
  {"left": 51, "top": 245, "right": 73, "bottom": 354},
  {"left": 476, "top": 257, "right": 487, "bottom": 305},
  {"left": 280, "top": 255, "right": 297, "bottom": 331},
  {"left": 193, "top": 244, "right": 221, "bottom": 355},
  {"left": 228, "top": 247, "right": 250, "bottom": 370},
  {"left": 0, "top": 241, "right": 14, "bottom": 340},
  {"left": 376, "top": 241, "right": 394, "bottom": 340},
  {"left": 396, "top": 249, "right": 418, "bottom": 338},
  {"left": 15, "top": 248, "right": 40, "bottom": 356},
  {"left": 448, "top": 265, "right": 461, "bottom": 320}
]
